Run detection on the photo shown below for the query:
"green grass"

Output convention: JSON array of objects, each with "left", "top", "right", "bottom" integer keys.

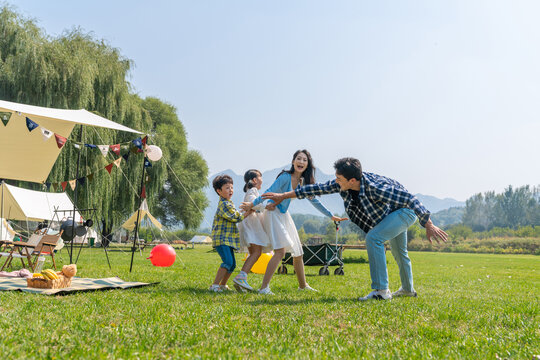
[{"left": 0, "top": 246, "right": 538, "bottom": 359}]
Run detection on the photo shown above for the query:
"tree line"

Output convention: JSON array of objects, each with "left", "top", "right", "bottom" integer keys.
[{"left": 0, "top": 6, "right": 208, "bottom": 234}]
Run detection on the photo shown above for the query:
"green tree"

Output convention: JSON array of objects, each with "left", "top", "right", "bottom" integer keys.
[{"left": 0, "top": 6, "right": 208, "bottom": 232}]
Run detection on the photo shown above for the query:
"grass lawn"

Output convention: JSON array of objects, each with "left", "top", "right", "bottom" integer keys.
[{"left": 0, "top": 245, "right": 538, "bottom": 359}]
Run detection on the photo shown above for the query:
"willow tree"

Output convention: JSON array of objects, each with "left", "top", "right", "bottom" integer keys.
[{"left": 0, "top": 6, "right": 208, "bottom": 231}]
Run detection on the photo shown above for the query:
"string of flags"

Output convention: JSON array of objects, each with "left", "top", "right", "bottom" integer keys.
[{"left": 1, "top": 111, "right": 147, "bottom": 154}]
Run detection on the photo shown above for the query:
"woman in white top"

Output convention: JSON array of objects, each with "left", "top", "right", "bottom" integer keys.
[
  {"left": 242, "top": 150, "right": 346, "bottom": 294},
  {"left": 233, "top": 169, "right": 271, "bottom": 292}
]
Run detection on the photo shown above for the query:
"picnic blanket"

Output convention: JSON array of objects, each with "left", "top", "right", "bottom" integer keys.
[{"left": 0, "top": 276, "right": 157, "bottom": 295}]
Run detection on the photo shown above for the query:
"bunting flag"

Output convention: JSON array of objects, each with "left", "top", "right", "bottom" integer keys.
[
  {"left": 144, "top": 158, "right": 152, "bottom": 168},
  {"left": 105, "top": 163, "right": 114, "bottom": 174},
  {"left": 0, "top": 111, "right": 11, "bottom": 126},
  {"left": 69, "top": 180, "right": 77, "bottom": 191},
  {"left": 77, "top": 177, "right": 86, "bottom": 186},
  {"left": 110, "top": 144, "right": 121, "bottom": 155},
  {"left": 61, "top": 181, "right": 68, "bottom": 191},
  {"left": 141, "top": 185, "right": 146, "bottom": 199},
  {"left": 85, "top": 143, "right": 97, "bottom": 149},
  {"left": 73, "top": 143, "right": 81, "bottom": 149},
  {"left": 142, "top": 135, "right": 148, "bottom": 146},
  {"left": 97, "top": 145, "right": 109, "bottom": 156},
  {"left": 52, "top": 183, "right": 59, "bottom": 191},
  {"left": 132, "top": 137, "right": 143, "bottom": 149},
  {"left": 122, "top": 152, "right": 130, "bottom": 161},
  {"left": 113, "top": 158, "right": 122, "bottom": 168},
  {"left": 55, "top": 134, "right": 67, "bottom": 149},
  {"left": 26, "top": 117, "right": 39, "bottom": 132},
  {"left": 40, "top": 127, "right": 53, "bottom": 141},
  {"left": 45, "top": 182, "right": 51, "bottom": 190},
  {"left": 87, "top": 173, "right": 94, "bottom": 182}
]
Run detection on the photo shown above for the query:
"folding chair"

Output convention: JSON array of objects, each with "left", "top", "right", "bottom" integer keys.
[
  {"left": 0, "top": 232, "right": 61, "bottom": 272},
  {"left": 0, "top": 233, "right": 43, "bottom": 271}
]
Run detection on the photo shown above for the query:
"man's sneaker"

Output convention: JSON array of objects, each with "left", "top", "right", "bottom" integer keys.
[
  {"left": 209, "top": 284, "right": 222, "bottom": 293},
  {"left": 258, "top": 287, "right": 274, "bottom": 295},
  {"left": 233, "top": 276, "right": 254, "bottom": 292},
  {"left": 298, "top": 284, "right": 318, "bottom": 292},
  {"left": 392, "top": 287, "right": 417, "bottom": 298},
  {"left": 359, "top": 289, "right": 392, "bottom": 301},
  {"left": 220, "top": 285, "right": 233, "bottom": 292}
]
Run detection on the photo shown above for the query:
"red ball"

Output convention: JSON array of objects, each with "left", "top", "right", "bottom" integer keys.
[{"left": 147, "top": 244, "right": 176, "bottom": 267}]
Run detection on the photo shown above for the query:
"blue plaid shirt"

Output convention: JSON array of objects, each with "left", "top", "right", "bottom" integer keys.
[
  {"left": 295, "top": 172, "right": 431, "bottom": 233},
  {"left": 211, "top": 197, "right": 244, "bottom": 249}
]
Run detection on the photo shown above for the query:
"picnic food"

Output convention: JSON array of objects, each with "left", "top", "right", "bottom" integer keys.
[
  {"left": 60, "top": 264, "right": 77, "bottom": 278},
  {"left": 41, "top": 269, "right": 59, "bottom": 280}
]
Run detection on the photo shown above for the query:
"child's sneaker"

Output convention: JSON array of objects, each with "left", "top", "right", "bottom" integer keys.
[
  {"left": 209, "top": 284, "right": 222, "bottom": 293},
  {"left": 233, "top": 276, "right": 254, "bottom": 292},
  {"left": 391, "top": 287, "right": 417, "bottom": 298},
  {"left": 220, "top": 285, "right": 233, "bottom": 292},
  {"left": 258, "top": 287, "right": 274, "bottom": 295},
  {"left": 358, "top": 289, "right": 392, "bottom": 301},
  {"left": 298, "top": 284, "right": 318, "bottom": 292}
]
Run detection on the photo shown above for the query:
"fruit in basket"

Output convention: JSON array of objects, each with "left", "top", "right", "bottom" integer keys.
[
  {"left": 42, "top": 269, "right": 59, "bottom": 280},
  {"left": 61, "top": 264, "right": 77, "bottom": 278},
  {"left": 32, "top": 273, "right": 44, "bottom": 278}
]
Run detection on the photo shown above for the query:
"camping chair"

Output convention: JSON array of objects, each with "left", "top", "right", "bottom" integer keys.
[{"left": 0, "top": 231, "right": 61, "bottom": 272}]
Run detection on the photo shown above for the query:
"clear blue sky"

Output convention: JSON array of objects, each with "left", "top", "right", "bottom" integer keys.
[{"left": 7, "top": 0, "right": 540, "bottom": 200}]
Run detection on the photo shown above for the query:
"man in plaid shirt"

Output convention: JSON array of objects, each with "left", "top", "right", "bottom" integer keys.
[
  {"left": 209, "top": 175, "right": 244, "bottom": 292},
  {"left": 263, "top": 157, "right": 448, "bottom": 301}
]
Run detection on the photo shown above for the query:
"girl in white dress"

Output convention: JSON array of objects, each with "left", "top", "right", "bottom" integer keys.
[
  {"left": 233, "top": 169, "right": 272, "bottom": 292},
  {"left": 241, "top": 150, "right": 345, "bottom": 294}
]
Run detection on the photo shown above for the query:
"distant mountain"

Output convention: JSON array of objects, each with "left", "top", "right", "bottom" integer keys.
[{"left": 201, "top": 167, "right": 464, "bottom": 230}]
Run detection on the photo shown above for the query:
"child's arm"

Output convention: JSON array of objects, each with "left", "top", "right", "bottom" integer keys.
[{"left": 219, "top": 201, "right": 245, "bottom": 223}]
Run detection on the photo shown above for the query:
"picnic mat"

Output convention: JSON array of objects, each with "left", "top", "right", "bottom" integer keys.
[{"left": 0, "top": 276, "right": 157, "bottom": 295}]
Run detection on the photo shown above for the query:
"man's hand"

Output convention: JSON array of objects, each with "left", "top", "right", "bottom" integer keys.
[
  {"left": 425, "top": 219, "right": 448, "bottom": 244},
  {"left": 261, "top": 192, "right": 286, "bottom": 205},
  {"left": 240, "top": 202, "right": 254, "bottom": 212},
  {"left": 331, "top": 216, "right": 348, "bottom": 222}
]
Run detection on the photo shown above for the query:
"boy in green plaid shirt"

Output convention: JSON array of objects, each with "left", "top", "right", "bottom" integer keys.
[{"left": 209, "top": 175, "right": 245, "bottom": 292}]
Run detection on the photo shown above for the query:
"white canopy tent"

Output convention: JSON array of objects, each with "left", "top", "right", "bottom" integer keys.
[
  {"left": 0, "top": 182, "right": 82, "bottom": 222},
  {"left": 0, "top": 99, "right": 142, "bottom": 183},
  {"left": 0, "top": 218, "right": 16, "bottom": 241}
]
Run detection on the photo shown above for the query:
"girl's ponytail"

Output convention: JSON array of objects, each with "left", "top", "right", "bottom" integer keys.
[{"left": 243, "top": 169, "right": 262, "bottom": 192}]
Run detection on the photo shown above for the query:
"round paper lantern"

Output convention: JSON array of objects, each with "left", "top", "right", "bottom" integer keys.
[
  {"left": 146, "top": 145, "right": 163, "bottom": 161},
  {"left": 147, "top": 244, "right": 176, "bottom": 267},
  {"left": 250, "top": 252, "right": 272, "bottom": 274}
]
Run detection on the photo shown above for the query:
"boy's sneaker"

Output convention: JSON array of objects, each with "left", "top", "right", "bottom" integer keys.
[
  {"left": 258, "top": 287, "right": 274, "bottom": 295},
  {"left": 298, "top": 284, "right": 318, "bottom": 292},
  {"left": 359, "top": 289, "right": 392, "bottom": 301},
  {"left": 392, "top": 287, "right": 417, "bottom": 298},
  {"left": 233, "top": 276, "right": 254, "bottom": 292},
  {"left": 220, "top": 285, "right": 233, "bottom": 292},
  {"left": 209, "top": 284, "right": 222, "bottom": 293}
]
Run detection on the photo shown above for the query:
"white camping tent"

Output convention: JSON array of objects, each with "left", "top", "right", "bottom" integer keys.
[
  {"left": 0, "top": 218, "right": 16, "bottom": 241},
  {"left": 0, "top": 99, "right": 141, "bottom": 183},
  {"left": 121, "top": 199, "right": 162, "bottom": 231},
  {"left": 0, "top": 182, "right": 82, "bottom": 222},
  {"left": 189, "top": 235, "right": 212, "bottom": 244}
]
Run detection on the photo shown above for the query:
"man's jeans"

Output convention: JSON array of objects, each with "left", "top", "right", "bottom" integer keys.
[{"left": 365, "top": 208, "right": 417, "bottom": 291}]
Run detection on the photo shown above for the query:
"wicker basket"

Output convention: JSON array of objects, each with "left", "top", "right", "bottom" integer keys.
[{"left": 27, "top": 276, "right": 72, "bottom": 289}]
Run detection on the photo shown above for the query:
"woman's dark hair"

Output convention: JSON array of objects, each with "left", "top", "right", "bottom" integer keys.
[
  {"left": 277, "top": 149, "right": 316, "bottom": 185},
  {"left": 334, "top": 157, "right": 362, "bottom": 180},
  {"left": 243, "top": 169, "right": 262, "bottom": 192}
]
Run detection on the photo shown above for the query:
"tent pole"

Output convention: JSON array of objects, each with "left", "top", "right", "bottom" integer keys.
[
  {"left": 129, "top": 151, "right": 146, "bottom": 273},
  {"left": 1, "top": 180, "right": 4, "bottom": 241},
  {"left": 70, "top": 125, "right": 84, "bottom": 263}
]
